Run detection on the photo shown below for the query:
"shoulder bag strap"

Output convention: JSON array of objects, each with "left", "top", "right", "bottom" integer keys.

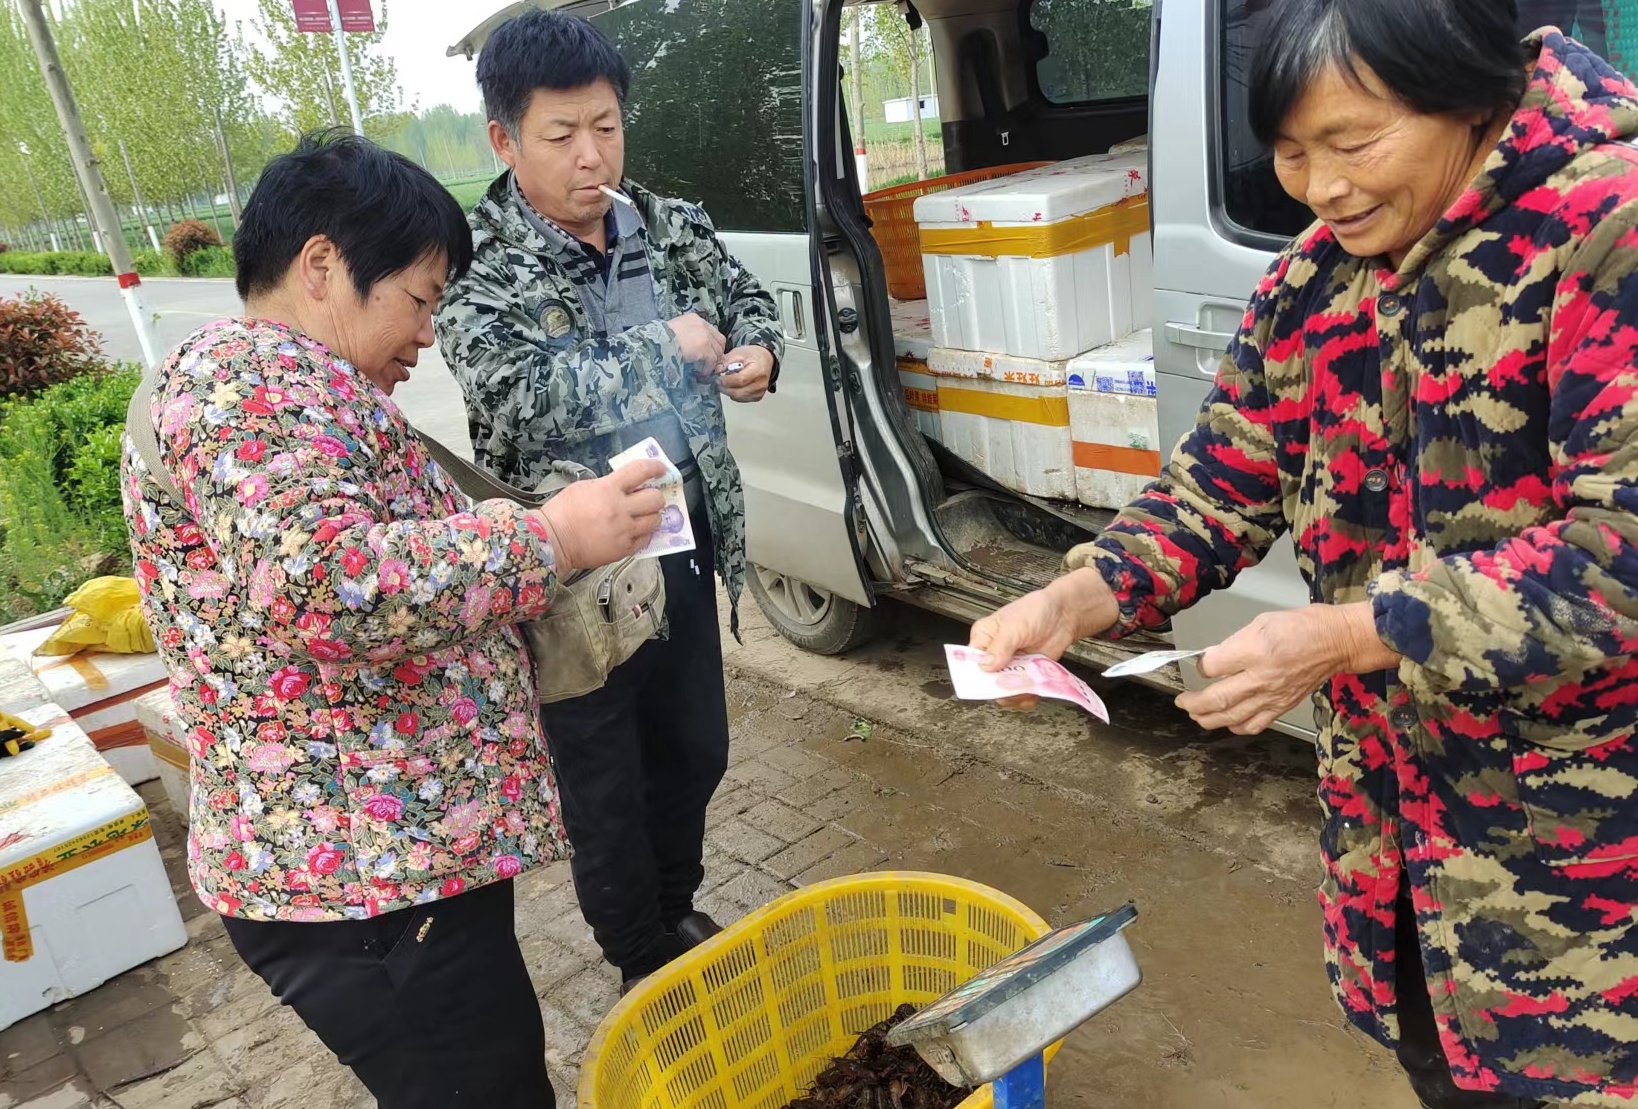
[{"left": 125, "top": 363, "right": 187, "bottom": 505}]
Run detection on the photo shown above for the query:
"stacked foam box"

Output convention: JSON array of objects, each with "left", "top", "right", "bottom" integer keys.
[
  {"left": 0, "top": 704, "right": 187, "bottom": 1031},
  {"left": 911, "top": 153, "right": 1153, "bottom": 502},
  {"left": 1067, "top": 330, "right": 1162, "bottom": 509},
  {"left": 0, "top": 624, "right": 169, "bottom": 788},
  {"left": 891, "top": 297, "right": 941, "bottom": 441},
  {"left": 926, "top": 347, "right": 1076, "bottom": 499},
  {"left": 135, "top": 688, "right": 188, "bottom": 816}
]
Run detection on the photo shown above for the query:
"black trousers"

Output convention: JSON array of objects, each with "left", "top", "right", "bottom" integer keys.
[
  {"left": 222, "top": 879, "right": 552, "bottom": 1109},
  {"left": 1395, "top": 896, "right": 1547, "bottom": 1109},
  {"left": 540, "top": 498, "right": 729, "bottom": 977}
]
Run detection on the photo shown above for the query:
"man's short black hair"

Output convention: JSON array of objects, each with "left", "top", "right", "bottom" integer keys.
[
  {"left": 477, "top": 8, "right": 630, "bottom": 138},
  {"left": 1249, "top": 0, "right": 1527, "bottom": 146},
  {"left": 234, "top": 129, "right": 474, "bottom": 301}
]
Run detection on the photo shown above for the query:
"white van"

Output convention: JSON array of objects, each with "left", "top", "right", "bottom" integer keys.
[{"left": 451, "top": 0, "right": 1630, "bottom": 737}]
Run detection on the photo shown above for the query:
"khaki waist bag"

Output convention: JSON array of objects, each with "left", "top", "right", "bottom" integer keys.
[{"left": 126, "top": 369, "right": 664, "bottom": 704}]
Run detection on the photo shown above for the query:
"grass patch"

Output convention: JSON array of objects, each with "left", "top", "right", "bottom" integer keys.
[{"left": 445, "top": 176, "right": 494, "bottom": 212}]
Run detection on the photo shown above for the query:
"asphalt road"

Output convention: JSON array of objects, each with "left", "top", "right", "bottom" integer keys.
[{"left": 0, "top": 274, "right": 473, "bottom": 457}]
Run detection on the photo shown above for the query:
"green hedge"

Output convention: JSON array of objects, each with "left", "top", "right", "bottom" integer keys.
[
  {"left": 178, "top": 245, "right": 235, "bottom": 278},
  {"left": 0, "top": 248, "right": 235, "bottom": 278},
  {"left": 0, "top": 366, "right": 139, "bottom": 619},
  {"left": 0, "top": 251, "right": 114, "bottom": 276}
]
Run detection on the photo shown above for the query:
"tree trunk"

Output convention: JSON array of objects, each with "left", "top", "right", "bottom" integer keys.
[
  {"left": 909, "top": 26, "right": 929, "bottom": 180},
  {"left": 849, "top": 9, "right": 864, "bottom": 139}
]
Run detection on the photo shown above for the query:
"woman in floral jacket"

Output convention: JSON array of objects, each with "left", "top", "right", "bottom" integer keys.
[
  {"left": 121, "top": 132, "right": 666, "bottom": 1109},
  {"left": 975, "top": 5, "right": 1638, "bottom": 1109}
]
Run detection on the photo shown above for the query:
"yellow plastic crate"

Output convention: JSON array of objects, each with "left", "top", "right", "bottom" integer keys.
[{"left": 579, "top": 872, "right": 1060, "bottom": 1109}]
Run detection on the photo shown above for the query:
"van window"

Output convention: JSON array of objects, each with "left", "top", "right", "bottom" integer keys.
[
  {"left": 592, "top": 0, "right": 805, "bottom": 234},
  {"left": 1219, "top": 0, "right": 1638, "bottom": 245},
  {"left": 1027, "top": 0, "right": 1151, "bottom": 105},
  {"left": 1217, "top": 0, "right": 1314, "bottom": 243}
]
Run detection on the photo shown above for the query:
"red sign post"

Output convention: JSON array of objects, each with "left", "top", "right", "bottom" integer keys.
[
  {"left": 289, "top": 0, "right": 372, "bottom": 135},
  {"left": 289, "top": 0, "right": 375, "bottom": 34}
]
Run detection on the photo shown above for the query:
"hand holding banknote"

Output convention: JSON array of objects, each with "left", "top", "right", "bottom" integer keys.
[
  {"left": 606, "top": 438, "right": 698, "bottom": 560},
  {"left": 944, "top": 645, "right": 1109, "bottom": 722},
  {"left": 966, "top": 569, "right": 1122, "bottom": 709},
  {"left": 538, "top": 459, "right": 668, "bottom": 572}
]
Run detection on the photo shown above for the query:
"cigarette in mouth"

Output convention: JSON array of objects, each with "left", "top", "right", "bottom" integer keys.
[{"left": 598, "top": 184, "right": 636, "bottom": 207}]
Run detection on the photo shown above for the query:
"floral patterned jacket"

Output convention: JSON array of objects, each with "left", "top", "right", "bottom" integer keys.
[{"left": 121, "top": 318, "right": 568, "bottom": 921}]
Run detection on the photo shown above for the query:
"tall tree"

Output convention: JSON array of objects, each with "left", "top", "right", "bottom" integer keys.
[
  {"left": 248, "top": 0, "right": 403, "bottom": 141},
  {"left": 379, "top": 104, "right": 495, "bottom": 180},
  {"left": 866, "top": 5, "right": 935, "bottom": 178},
  {"left": 0, "top": 3, "right": 83, "bottom": 238},
  {"left": 56, "top": 0, "right": 264, "bottom": 242}
]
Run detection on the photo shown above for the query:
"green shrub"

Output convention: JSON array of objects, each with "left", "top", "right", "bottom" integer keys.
[
  {"left": 132, "top": 248, "right": 173, "bottom": 276},
  {"left": 58, "top": 251, "right": 115, "bottom": 276},
  {"left": 162, "top": 218, "right": 222, "bottom": 268},
  {"left": 0, "top": 290, "right": 105, "bottom": 399},
  {"left": 0, "top": 366, "right": 139, "bottom": 619},
  {"left": 178, "top": 244, "right": 235, "bottom": 278},
  {"left": 0, "top": 250, "right": 113, "bottom": 277}
]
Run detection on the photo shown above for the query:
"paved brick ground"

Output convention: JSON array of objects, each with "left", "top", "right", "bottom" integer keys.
[
  {"left": 0, "top": 677, "right": 893, "bottom": 1109},
  {"left": 2, "top": 669, "right": 1417, "bottom": 1109}
]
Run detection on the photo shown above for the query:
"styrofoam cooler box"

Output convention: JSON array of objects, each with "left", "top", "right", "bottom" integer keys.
[
  {"left": 0, "top": 703, "right": 187, "bottom": 1031},
  {"left": 136, "top": 688, "right": 188, "bottom": 816},
  {"left": 915, "top": 152, "right": 1153, "bottom": 362},
  {"left": 891, "top": 298, "right": 941, "bottom": 441},
  {"left": 927, "top": 346, "right": 1075, "bottom": 500},
  {"left": 1067, "top": 330, "right": 1156, "bottom": 397},
  {"left": 1068, "top": 332, "right": 1162, "bottom": 509},
  {"left": 0, "top": 625, "right": 169, "bottom": 787}
]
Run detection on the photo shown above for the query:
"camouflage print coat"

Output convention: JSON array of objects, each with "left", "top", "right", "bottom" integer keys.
[
  {"left": 433, "top": 174, "right": 785, "bottom": 623},
  {"left": 1078, "top": 34, "right": 1638, "bottom": 1104}
]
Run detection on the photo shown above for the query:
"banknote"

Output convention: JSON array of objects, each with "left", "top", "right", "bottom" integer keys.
[
  {"left": 608, "top": 437, "right": 696, "bottom": 560},
  {"left": 1101, "top": 649, "right": 1206, "bottom": 679},
  {"left": 943, "top": 645, "right": 1110, "bottom": 722}
]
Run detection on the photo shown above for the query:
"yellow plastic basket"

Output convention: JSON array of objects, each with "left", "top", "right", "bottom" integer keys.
[{"left": 579, "top": 872, "right": 1060, "bottom": 1109}]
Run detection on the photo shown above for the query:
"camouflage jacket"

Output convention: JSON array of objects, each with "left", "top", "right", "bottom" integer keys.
[
  {"left": 1079, "top": 34, "right": 1638, "bottom": 1104},
  {"left": 434, "top": 174, "right": 785, "bottom": 625}
]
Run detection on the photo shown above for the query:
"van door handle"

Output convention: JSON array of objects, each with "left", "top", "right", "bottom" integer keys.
[
  {"left": 1163, "top": 322, "right": 1235, "bottom": 352},
  {"left": 779, "top": 289, "right": 806, "bottom": 341}
]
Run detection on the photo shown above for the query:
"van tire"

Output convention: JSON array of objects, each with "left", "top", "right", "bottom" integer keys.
[{"left": 746, "top": 564, "right": 877, "bottom": 655}]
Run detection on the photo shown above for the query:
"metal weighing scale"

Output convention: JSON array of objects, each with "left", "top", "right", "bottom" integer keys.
[{"left": 887, "top": 903, "right": 1142, "bottom": 1109}]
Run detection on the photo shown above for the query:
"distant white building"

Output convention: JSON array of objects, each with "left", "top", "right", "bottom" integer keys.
[{"left": 883, "top": 94, "right": 939, "bottom": 123}]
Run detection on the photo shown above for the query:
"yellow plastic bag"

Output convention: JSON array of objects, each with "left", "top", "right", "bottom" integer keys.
[{"left": 36, "top": 577, "right": 156, "bottom": 656}]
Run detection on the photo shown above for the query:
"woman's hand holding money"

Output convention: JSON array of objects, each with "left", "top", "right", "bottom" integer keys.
[
  {"left": 538, "top": 459, "right": 668, "bottom": 573},
  {"left": 1177, "top": 603, "right": 1399, "bottom": 736},
  {"left": 968, "top": 568, "right": 1121, "bottom": 710}
]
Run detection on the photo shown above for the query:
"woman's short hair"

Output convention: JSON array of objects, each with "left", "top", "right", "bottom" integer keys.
[
  {"left": 1249, "top": 0, "right": 1528, "bottom": 145},
  {"left": 234, "top": 129, "right": 474, "bottom": 301}
]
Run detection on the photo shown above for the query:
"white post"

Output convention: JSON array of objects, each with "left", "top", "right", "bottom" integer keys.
[
  {"left": 119, "top": 138, "right": 162, "bottom": 252},
  {"left": 326, "top": 0, "right": 365, "bottom": 137},
  {"left": 20, "top": 0, "right": 161, "bottom": 368}
]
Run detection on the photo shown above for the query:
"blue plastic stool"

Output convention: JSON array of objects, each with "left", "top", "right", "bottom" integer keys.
[{"left": 993, "top": 1053, "right": 1046, "bottom": 1109}]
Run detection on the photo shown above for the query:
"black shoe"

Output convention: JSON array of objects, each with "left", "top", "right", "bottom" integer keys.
[
  {"left": 620, "top": 974, "right": 647, "bottom": 997},
  {"left": 674, "top": 911, "right": 723, "bottom": 950}
]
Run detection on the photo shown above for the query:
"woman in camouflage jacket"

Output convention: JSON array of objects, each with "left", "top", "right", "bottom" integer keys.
[{"left": 972, "top": 4, "right": 1638, "bottom": 1107}]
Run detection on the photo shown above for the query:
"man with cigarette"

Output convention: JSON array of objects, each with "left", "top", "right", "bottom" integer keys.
[{"left": 434, "top": 8, "right": 782, "bottom": 996}]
